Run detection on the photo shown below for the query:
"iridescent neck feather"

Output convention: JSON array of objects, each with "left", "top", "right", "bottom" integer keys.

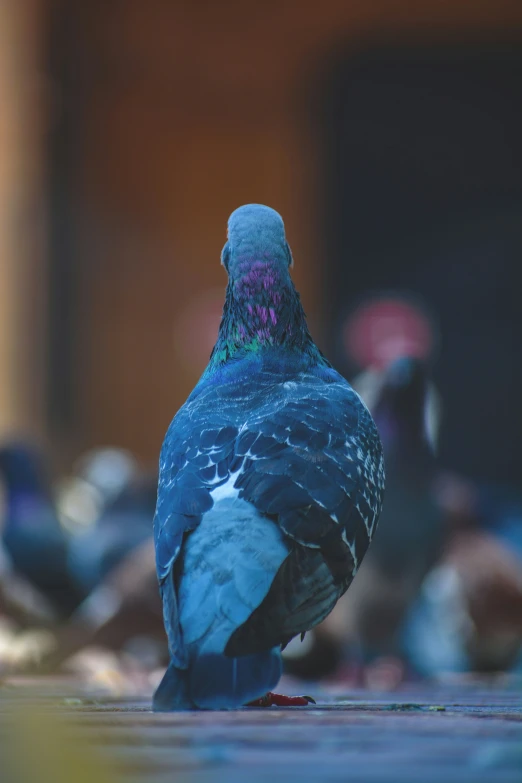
[{"left": 209, "top": 256, "right": 316, "bottom": 367}]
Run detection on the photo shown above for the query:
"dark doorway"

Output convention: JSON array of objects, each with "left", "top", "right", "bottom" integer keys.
[{"left": 323, "top": 39, "right": 522, "bottom": 486}]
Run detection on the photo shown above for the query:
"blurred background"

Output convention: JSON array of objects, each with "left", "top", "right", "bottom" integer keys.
[{"left": 1, "top": 1, "right": 522, "bottom": 689}]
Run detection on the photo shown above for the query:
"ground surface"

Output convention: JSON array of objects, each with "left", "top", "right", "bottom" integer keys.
[{"left": 1, "top": 675, "right": 521, "bottom": 783}]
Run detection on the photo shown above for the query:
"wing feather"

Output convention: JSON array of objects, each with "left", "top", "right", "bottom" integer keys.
[{"left": 154, "top": 367, "right": 384, "bottom": 659}]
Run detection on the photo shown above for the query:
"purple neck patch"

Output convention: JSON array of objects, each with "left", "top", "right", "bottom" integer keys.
[{"left": 232, "top": 259, "right": 292, "bottom": 345}]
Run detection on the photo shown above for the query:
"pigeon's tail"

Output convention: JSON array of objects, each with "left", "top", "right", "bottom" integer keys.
[
  {"left": 153, "top": 647, "right": 282, "bottom": 711},
  {"left": 153, "top": 661, "right": 192, "bottom": 711},
  {"left": 155, "top": 496, "right": 289, "bottom": 710},
  {"left": 189, "top": 647, "right": 282, "bottom": 709}
]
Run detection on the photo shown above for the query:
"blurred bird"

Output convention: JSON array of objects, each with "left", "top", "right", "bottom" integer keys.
[
  {"left": 405, "top": 528, "right": 522, "bottom": 676},
  {"left": 57, "top": 447, "right": 141, "bottom": 536},
  {"left": 9, "top": 453, "right": 162, "bottom": 673},
  {"left": 153, "top": 204, "right": 385, "bottom": 710},
  {"left": 0, "top": 443, "right": 83, "bottom": 617},
  {"left": 31, "top": 465, "right": 161, "bottom": 671},
  {"left": 316, "top": 357, "right": 443, "bottom": 680},
  {"left": 447, "top": 529, "right": 522, "bottom": 673},
  {"left": 37, "top": 537, "right": 164, "bottom": 674},
  {"left": 0, "top": 542, "right": 57, "bottom": 628},
  {"left": 67, "top": 473, "right": 157, "bottom": 593},
  {"left": 77, "top": 447, "right": 139, "bottom": 499}
]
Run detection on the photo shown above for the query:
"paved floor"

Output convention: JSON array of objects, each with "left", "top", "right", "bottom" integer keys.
[{"left": 1, "top": 675, "right": 521, "bottom": 783}]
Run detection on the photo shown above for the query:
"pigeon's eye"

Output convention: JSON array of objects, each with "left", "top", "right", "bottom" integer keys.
[{"left": 221, "top": 242, "right": 231, "bottom": 271}]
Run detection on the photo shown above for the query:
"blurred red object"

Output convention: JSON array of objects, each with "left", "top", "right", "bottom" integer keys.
[{"left": 343, "top": 296, "right": 436, "bottom": 370}]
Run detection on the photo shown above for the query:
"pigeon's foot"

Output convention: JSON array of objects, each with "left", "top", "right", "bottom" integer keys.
[{"left": 246, "top": 692, "right": 316, "bottom": 707}]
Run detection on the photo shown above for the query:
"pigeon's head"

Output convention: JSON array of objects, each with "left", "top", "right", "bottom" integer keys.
[
  {"left": 207, "top": 204, "right": 316, "bottom": 364},
  {"left": 221, "top": 204, "right": 293, "bottom": 279},
  {"left": 382, "top": 356, "right": 427, "bottom": 399}
]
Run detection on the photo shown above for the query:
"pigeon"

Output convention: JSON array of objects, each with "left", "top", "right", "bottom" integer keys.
[
  {"left": 33, "top": 475, "right": 162, "bottom": 672},
  {"left": 319, "top": 357, "right": 443, "bottom": 675},
  {"left": 67, "top": 472, "right": 157, "bottom": 593},
  {"left": 153, "top": 204, "right": 385, "bottom": 710},
  {"left": 0, "top": 542, "right": 57, "bottom": 628},
  {"left": 404, "top": 528, "right": 522, "bottom": 676},
  {"left": 37, "top": 537, "right": 165, "bottom": 674},
  {"left": 75, "top": 447, "right": 140, "bottom": 507},
  {"left": 57, "top": 447, "right": 141, "bottom": 542},
  {"left": 355, "top": 358, "right": 442, "bottom": 644},
  {"left": 0, "top": 443, "right": 83, "bottom": 617},
  {"left": 461, "top": 482, "right": 522, "bottom": 671},
  {"left": 404, "top": 486, "right": 522, "bottom": 677}
]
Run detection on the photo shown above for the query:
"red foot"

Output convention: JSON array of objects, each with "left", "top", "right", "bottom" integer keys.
[{"left": 246, "top": 692, "right": 316, "bottom": 707}]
